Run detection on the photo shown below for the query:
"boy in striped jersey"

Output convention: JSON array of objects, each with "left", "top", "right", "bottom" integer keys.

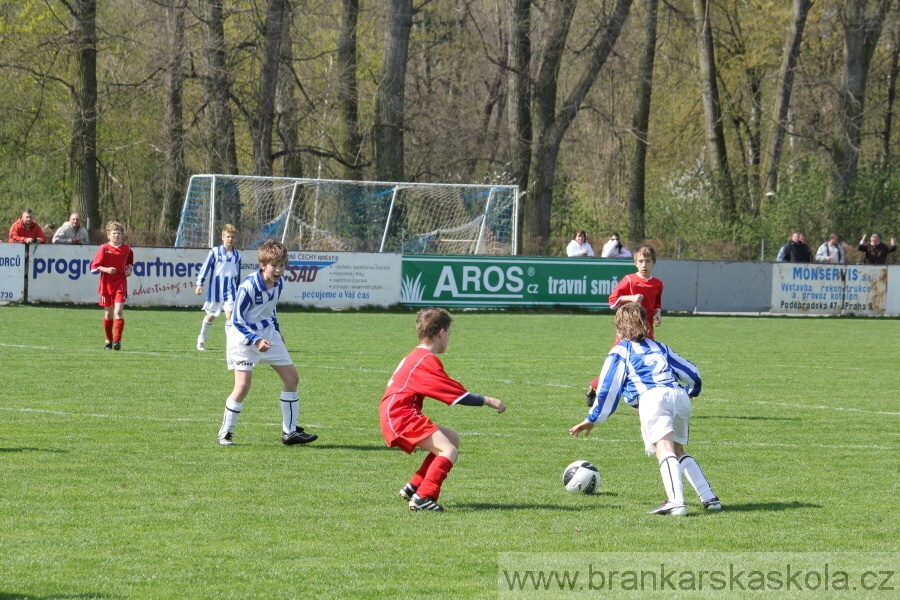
[
  {"left": 195, "top": 224, "right": 242, "bottom": 351},
  {"left": 381, "top": 308, "right": 506, "bottom": 511},
  {"left": 216, "top": 240, "right": 317, "bottom": 447},
  {"left": 569, "top": 303, "right": 720, "bottom": 515}
]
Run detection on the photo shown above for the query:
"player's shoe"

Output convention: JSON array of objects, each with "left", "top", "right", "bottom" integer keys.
[
  {"left": 702, "top": 497, "right": 722, "bottom": 510},
  {"left": 648, "top": 500, "right": 687, "bottom": 516},
  {"left": 104, "top": 341, "right": 113, "bottom": 350},
  {"left": 217, "top": 431, "right": 234, "bottom": 446},
  {"left": 409, "top": 494, "right": 444, "bottom": 512},
  {"left": 196, "top": 337, "right": 206, "bottom": 351},
  {"left": 399, "top": 483, "right": 418, "bottom": 501},
  {"left": 112, "top": 340, "right": 121, "bottom": 351},
  {"left": 281, "top": 426, "right": 318, "bottom": 445}
]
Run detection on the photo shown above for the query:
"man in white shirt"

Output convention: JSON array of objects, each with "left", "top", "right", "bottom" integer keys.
[
  {"left": 52, "top": 213, "right": 89, "bottom": 245},
  {"left": 815, "top": 233, "right": 845, "bottom": 264}
]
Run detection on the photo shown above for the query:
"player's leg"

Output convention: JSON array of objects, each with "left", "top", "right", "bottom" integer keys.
[
  {"left": 102, "top": 304, "right": 114, "bottom": 348},
  {"left": 111, "top": 301, "right": 126, "bottom": 349},
  {"left": 217, "top": 368, "right": 253, "bottom": 445},
  {"left": 409, "top": 427, "right": 459, "bottom": 510},
  {"left": 640, "top": 388, "right": 686, "bottom": 516},
  {"left": 675, "top": 443, "right": 720, "bottom": 510},
  {"left": 272, "top": 363, "right": 317, "bottom": 445},
  {"left": 198, "top": 311, "right": 215, "bottom": 351}
]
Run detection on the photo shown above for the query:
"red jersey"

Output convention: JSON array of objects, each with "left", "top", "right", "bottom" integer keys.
[
  {"left": 90, "top": 242, "right": 134, "bottom": 297},
  {"left": 380, "top": 347, "right": 469, "bottom": 453},
  {"left": 608, "top": 273, "right": 663, "bottom": 339}
]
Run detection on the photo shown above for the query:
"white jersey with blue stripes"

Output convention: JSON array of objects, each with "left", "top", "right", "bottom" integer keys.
[
  {"left": 232, "top": 271, "right": 283, "bottom": 346},
  {"left": 196, "top": 245, "right": 242, "bottom": 303},
  {"left": 587, "top": 338, "right": 701, "bottom": 424}
]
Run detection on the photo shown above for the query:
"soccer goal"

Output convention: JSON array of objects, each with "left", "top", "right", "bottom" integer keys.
[{"left": 174, "top": 175, "right": 519, "bottom": 254}]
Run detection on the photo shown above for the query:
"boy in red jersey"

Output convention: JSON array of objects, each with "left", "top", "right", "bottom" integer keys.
[
  {"left": 381, "top": 308, "right": 506, "bottom": 512},
  {"left": 90, "top": 221, "right": 134, "bottom": 350}
]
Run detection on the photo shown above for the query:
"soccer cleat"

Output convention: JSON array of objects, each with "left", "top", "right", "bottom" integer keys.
[
  {"left": 217, "top": 431, "right": 234, "bottom": 446},
  {"left": 702, "top": 497, "right": 722, "bottom": 511},
  {"left": 112, "top": 340, "right": 121, "bottom": 351},
  {"left": 197, "top": 338, "right": 206, "bottom": 351},
  {"left": 281, "top": 426, "right": 318, "bottom": 445},
  {"left": 409, "top": 494, "right": 444, "bottom": 512},
  {"left": 104, "top": 341, "right": 113, "bottom": 350},
  {"left": 399, "top": 483, "right": 418, "bottom": 501},
  {"left": 648, "top": 500, "right": 687, "bottom": 516}
]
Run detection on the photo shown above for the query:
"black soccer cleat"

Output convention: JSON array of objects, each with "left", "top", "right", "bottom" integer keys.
[
  {"left": 281, "top": 426, "right": 318, "bottom": 445},
  {"left": 409, "top": 494, "right": 444, "bottom": 512},
  {"left": 702, "top": 497, "right": 722, "bottom": 510},
  {"left": 104, "top": 341, "right": 113, "bottom": 350},
  {"left": 399, "top": 483, "right": 418, "bottom": 501},
  {"left": 217, "top": 431, "right": 234, "bottom": 446},
  {"left": 648, "top": 500, "right": 687, "bottom": 516},
  {"left": 112, "top": 340, "right": 121, "bottom": 351}
]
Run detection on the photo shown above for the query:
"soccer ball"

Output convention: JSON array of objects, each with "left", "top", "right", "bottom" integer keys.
[{"left": 562, "top": 460, "right": 600, "bottom": 494}]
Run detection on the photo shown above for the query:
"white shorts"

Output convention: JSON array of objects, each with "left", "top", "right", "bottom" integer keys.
[
  {"left": 638, "top": 386, "right": 691, "bottom": 455},
  {"left": 227, "top": 323, "right": 293, "bottom": 371},
  {"left": 202, "top": 300, "right": 235, "bottom": 317}
]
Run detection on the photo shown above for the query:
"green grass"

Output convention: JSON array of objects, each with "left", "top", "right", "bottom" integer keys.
[{"left": 1, "top": 307, "right": 898, "bottom": 598}]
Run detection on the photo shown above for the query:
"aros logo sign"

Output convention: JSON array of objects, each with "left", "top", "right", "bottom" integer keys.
[{"left": 400, "top": 255, "right": 633, "bottom": 309}]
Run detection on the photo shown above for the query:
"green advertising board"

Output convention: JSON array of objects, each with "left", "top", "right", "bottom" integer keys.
[{"left": 400, "top": 255, "right": 635, "bottom": 309}]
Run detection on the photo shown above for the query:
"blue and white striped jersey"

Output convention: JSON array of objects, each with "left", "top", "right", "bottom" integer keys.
[
  {"left": 232, "top": 271, "right": 283, "bottom": 346},
  {"left": 196, "top": 245, "right": 242, "bottom": 303},
  {"left": 587, "top": 339, "right": 701, "bottom": 424}
]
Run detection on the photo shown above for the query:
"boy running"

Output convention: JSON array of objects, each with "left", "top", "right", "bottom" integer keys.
[
  {"left": 569, "top": 303, "right": 720, "bottom": 516},
  {"left": 90, "top": 221, "right": 134, "bottom": 350},
  {"left": 608, "top": 244, "right": 663, "bottom": 340},
  {"left": 381, "top": 308, "right": 506, "bottom": 512},
  {"left": 195, "top": 224, "right": 242, "bottom": 351},
  {"left": 215, "top": 240, "right": 317, "bottom": 447}
]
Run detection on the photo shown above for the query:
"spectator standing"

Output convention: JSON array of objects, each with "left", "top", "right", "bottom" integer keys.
[
  {"left": 857, "top": 233, "right": 896, "bottom": 265},
  {"left": 778, "top": 232, "right": 812, "bottom": 262},
  {"left": 53, "top": 213, "right": 90, "bottom": 245},
  {"left": 815, "top": 234, "right": 845, "bottom": 264},
  {"left": 566, "top": 230, "right": 595, "bottom": 257},
  {"left": 600, "top": 232, "right": 632, "bottom": 258},
  {"left": 9, "top": 209, "right": 47, "bottom": 244}
]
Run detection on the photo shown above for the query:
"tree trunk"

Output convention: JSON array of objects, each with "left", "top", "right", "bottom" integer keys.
[
  {"left": 376, "top": 0, "right": 412, "bottom": 182},
  {"left": 693, "top": 0, "right": 733, "bottom": 224},
  {"left": 337, "top": 0, "right": 363, "bottom": 180},
  {"left": 883, "top": 22, "right": 900, "bottom": 168},
  {"left": 525, "top": 0, "right": 633, "bottom": 254},
  {"left": 203, "top": 0, "right": 239, "bottom": 175},
  {"left": 627, "top": 0, "right": 659, "bottom": 246},
  {"left": 160, "top": 0, "right": 187, "bottom": 233},
  {"left": 507, "top": 0, "right": 532, "bottom": 253},
  {"left": 275, "top": 2, "right": 302, "bottom": 177},
  {"left": 764, "top": 0, "right": 812, "bottom": 199},
  {"left": 832, "top": 0, "right": 892, "bottom": 200},
  {"left": 70, "top": 0, "right": 100, "bottom": 230},
  {"left": 254, "top": 0, "right": 288, "bottom": 177}
]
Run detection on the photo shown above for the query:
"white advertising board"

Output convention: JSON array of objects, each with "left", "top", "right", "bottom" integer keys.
[
  {"left": 25, "top": 245, "right": 400, "bottom": 308},
  {"left": 281, "top": 251, "right": 401, "bottom": 307},
  {"left": 0, "top": 243, "right": 26, "bottom": 303},
  {"left": 771, "top": 263, "right": 887, "bottom": 316}
]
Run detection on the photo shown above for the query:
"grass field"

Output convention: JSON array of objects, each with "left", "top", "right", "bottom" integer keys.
[{"left": 1, "top": 306, "right": 898, "bottom": 599}]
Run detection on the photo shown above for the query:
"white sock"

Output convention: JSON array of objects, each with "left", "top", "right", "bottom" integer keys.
[
  {"left": 224, "top": 321, "right": 233, "bottom": 366},
  {"left": 218, "top": 398, "right": 242, "bottom": 436},
  {"left": 680, "top": 454, "right": 716, "bottom": 502},
  {"left": 199, "top": 318, "right": 212, "bottom": 341},
  {"left": 659, "top": 454, "right": 684, "bottom": 504},
  {"left": 280, "top": 391, "right": 299, "bottom": 434}
]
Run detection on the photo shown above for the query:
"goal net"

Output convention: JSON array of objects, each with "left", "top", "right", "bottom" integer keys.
[{"left": 174, "top": 175, "right": 519, "bottom": 254}]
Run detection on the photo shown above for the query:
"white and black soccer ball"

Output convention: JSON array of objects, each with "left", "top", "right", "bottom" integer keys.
[{"left": 562, "top": 460, "right": 600, "bottom": 494}]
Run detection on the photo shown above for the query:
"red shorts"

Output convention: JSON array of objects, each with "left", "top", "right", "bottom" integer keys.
[
  {"left": 99, "top": 281, "right": 128, "bottom": 307},
  {"left": 380, "top": 399, "right": 439, "bottom": 454}
]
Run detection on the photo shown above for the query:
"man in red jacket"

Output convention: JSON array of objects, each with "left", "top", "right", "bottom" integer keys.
[{"left": 8, "top": 209, "right": 47, "bottom": 244}]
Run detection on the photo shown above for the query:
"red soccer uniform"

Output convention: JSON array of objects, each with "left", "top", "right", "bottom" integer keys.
[
  {"left": 380, "top": 347, "right": 469, "bottom": 454},
  {"left": 90, "top": 242, "right": 134, "bottom": 306},
  {"left": 608, "top": 273, "right": 664, "bottom": 340}
]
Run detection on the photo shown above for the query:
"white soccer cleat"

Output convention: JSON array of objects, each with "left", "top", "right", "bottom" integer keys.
[
  {"left": 196, "top": 337, "right": 206, "bottom": 351},
  {"left": 648, "top": 500, "right": 687, "bottom": 516}
]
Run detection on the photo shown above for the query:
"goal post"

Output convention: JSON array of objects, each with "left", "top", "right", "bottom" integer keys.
[{"left": 174, "top": 174, "right": 519, "bottom": 254}]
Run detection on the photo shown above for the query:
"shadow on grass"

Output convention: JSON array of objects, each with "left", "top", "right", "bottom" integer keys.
[
  {"left": 722, "top": 500, "right": 821, "bottom": 512},
  {"left": 0, "top": 448, "right": 67, "bottom": 454},
  {"left": 304, "top": 443, "right": 391, "bottom": 451},
  {"left": 0, "top": 594, "right": 119, "bottom": 600},
  {"left": 694, "top": 415, "right": 802, "bottom": 421},
  {"left": 455, "top": 494, "right": 619, "bottom": 512}
]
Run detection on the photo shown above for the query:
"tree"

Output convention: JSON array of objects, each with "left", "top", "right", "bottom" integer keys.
[
  {"left": 337, "top": 0, "right": 363, "bottom": 180},
  {"left": 254, "top": 0, "right": 289, "bottom": 176},
  {"left": 202, "top": 0, "right": 238, "bottom": 175},
  {"left": 68, "top": 0, "right": 100, "bottom": 230},
  {"left": 376, "top": 0, "right": 413, "bottom": 181},
  {"left": 160, "top": 0, "right": 187, "bottom": 232}
]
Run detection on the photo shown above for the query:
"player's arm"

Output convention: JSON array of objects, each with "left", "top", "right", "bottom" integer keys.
[
  {"left": 231, "top": 287, "right": 261, "bottom": 347},
  {"left": 456, "top": 393, "right": 506, "bottom": 413},
  {"left": 666, "top": 346, "right": 702, "bottom": 397},
  {"left": 195, "top": 250, "right": 215, "bottom": 291}
]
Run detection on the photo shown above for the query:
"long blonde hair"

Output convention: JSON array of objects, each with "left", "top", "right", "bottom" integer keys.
[{"left": 615, "top": 303, "right": 650, "bottom": 342}]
